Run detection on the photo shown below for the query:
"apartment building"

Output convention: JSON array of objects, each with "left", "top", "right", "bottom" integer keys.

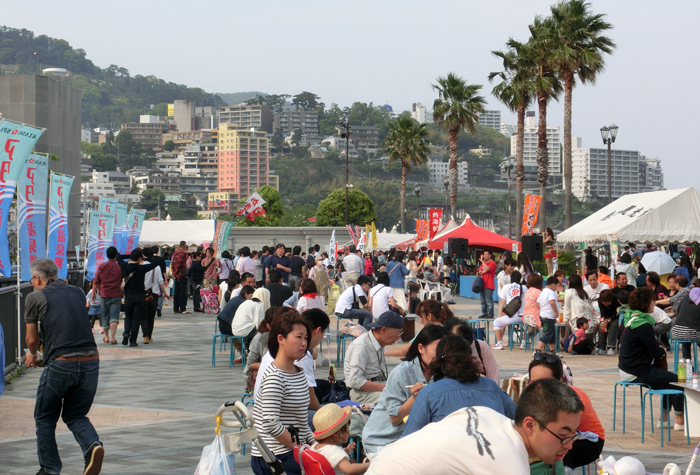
[
  {"left": 161, "top": 130, "right": 215, "bottom": 153},
  {"left": 218, "top": 124, "right": 270, "bottom": 198},
  {"left": 219, "top": 104, "right": 273, "bottom": 133},
  {"left": 640, "top": 157, "right": 664, "bottom": 193},
  {"left": 411, "top": 103, "right": 428, "bottom": 124},
  {"left": 273, "top": 108, "right": 319, "bottom": 137},
  {"left": 478, "top": 110, "right": 501, "bottom": 131},
  {"left": 572, "top": 146, "right": 642, "bottom": 201},
  {"left": 334, "top": 125, "right": 380, "bottom": 152},
  {"left": 121, "top": 118, "right": 169, "bottom": 151},
  {"left": 428, "top": 157, "right": 468, "bottom": 187},
  {"left": 183, "top": 143, "right": 218, "bottom": 177},
  {"left": 509, "top": 111, "right": 561, "bottom": 177}
]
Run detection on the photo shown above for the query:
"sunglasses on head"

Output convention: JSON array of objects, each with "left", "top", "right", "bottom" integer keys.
[{"left": 533, "top": 352, "right": 560, "bottom": 363}]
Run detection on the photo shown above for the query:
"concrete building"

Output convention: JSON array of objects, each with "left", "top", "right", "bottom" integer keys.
[
  {"left": 121, "top": 119, "right": 169, "bottom": 151},
  {"left": 428, "top": 157, "right": 468, "bottom": 187},
  {"left": 639, "top": 157, "right": 664, "bottom": 193},
  {"left": 196, "top": 106, "right": 219, "bottom": 130},
  {"left": 334, "top": 125, "right": 380, "bottom": 152},
  {"left": 173, "top": 99, "right": 196, "bottom": 133},
  {"left": 478, "top": 110, "right": 501, "bottom": 131},
  {"left": 571, "top": 144, "right": 642, "bottom": 201},
  {"left": 510, "top": 111, "right": 561, "bottom": 177},
  {"left": 161, "top": 130, "right": 214, "bottom": 153},
  {"left": 500, "top": 123, "right": 516, "bottom": 137},
  {"left": 183, "top": 143, "right": 218, "bottom": 178},
  {"left": 92, "top": 170, "right": 130, "bottom": 192},
  {"left": 219, "top": 104, "right": 273, "bottom": 133},
  {"left": 0, "top": 74, "right": 82, "bottom": 249},
  {"left": 208, "top": 191, "right": 236, "bottom": 213},
  {"left": 268, "top": 173, "right": 279, "bottom": 190},
  {"left": 411, "top": 103, "right": 428, "bottom": 124},
  {"left": 218, "top": 124, "right": 270, "bottom": 198},
  {"left": 321, "top": 136, "right": 359, "bottom": 159},
  {"left": 273, "top": 108, "right": 319, "bottom": 137},
  {"left": 81, "top": 128, "right": 92, "bottom": 143},
  {"left": 155, "top": 154, "right": 185, "bottom": 173},
  {"left": 81, "top": 182, "right": 116, "bottom": 199},
  {"left": 179, "top": 175, "right": 218, "bottom": 195}
]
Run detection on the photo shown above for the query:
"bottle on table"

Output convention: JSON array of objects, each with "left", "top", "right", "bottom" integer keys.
[
  {"left": 686, "top": 358, "right": 694, "bottom": 378},
  {"left": 678, "top": 360, "right": 687, "bottom": 384}
]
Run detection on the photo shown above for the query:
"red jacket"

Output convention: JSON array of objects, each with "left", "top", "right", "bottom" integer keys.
[
  {"left": 171, "top": 249, "right": 187, "bottom": 279},
  {"left": 93, "top": 259, "right": 123, "bottom": 298}
]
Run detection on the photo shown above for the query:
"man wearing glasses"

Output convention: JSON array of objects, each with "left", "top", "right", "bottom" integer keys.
[
  {"left": 344, "top": 311, "right": 404, "bottom": 404},
  {"left": 366, "top": 378, "right": 583, "bottom": 475}
]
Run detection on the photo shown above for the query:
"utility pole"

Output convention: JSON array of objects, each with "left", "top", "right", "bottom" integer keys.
[
  {"left": 340, "top": 119, "right": 351, "bottom": 225},
  {"left": 600, "top": 124, "right": 619, "bottom": 204}
]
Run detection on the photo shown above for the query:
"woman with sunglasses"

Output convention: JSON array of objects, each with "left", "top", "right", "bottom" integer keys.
[
  {"left": 362, "top": 324, "right": 447, "bottom": 455},
  {"left": 528, "top": 352, "right": 604, "bottom": 468},
  {"left": 402, "top": 335, "right": 516, "bottom": 437}
]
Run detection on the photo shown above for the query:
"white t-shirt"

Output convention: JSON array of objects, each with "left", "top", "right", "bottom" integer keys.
[
  {"left": 496, "top": 270, "right": 511, "bottom": 294},
  {"left": 370, "top": 284, "right": 394, "bottom": 318},
  {"left": 436, "top": 256, "right": 444, "bottom": 273},
  {"left": 335, "top": 284, "right": 367, "bottom": 313},
  {"left": 311, "top": 443, "right": 348, "bottom": 475},
  {"left": 144, "top": 267, "right": 164, "bottom": 295},
  {"left": 231, "top": 287, "right": 242, "bottom": 298},
  {"left": 584, "top": 283, "right": 610, "bottom": 303},
  {"left": 537, "top": 287, "right": 558, "bottom": 320},
  {"left": 651, "top": 306, "right": 672, "bottom": 325},
  {"left": 499, "top": 282, "right": 525, "bottom": 317},
  {"left": 365, "top": 406, "right": 530, "bottom": 475},
  {"left": 254, "top": 350, "right": 316, "bottom": 400}
]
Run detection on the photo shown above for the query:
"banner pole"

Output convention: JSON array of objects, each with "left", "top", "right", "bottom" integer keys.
[
  {"left": 82, "top": 209, "right": 90, "bottom": 285},
  {"left": 15, "top": 194, "right": 22, "bottom": 365}
]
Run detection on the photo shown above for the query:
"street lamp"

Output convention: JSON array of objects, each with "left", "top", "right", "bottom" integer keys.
[
  {"left": 414, "top": 184, "right": 421, "bottom": 228},
  {"left": 500, "top": 157, "right": 516, "bottom": 238},
  {"left": 442, "top": 175, "right": 449, "bottom": 221},
  {"left": 600, "top": 124, "right": 618, "bottom": 204},
  {"left": 340, "top": 119, "right": 352, "bottom": 225}
]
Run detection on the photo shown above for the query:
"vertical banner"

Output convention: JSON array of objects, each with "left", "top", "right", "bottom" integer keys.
[
  {"left": 428, "top": 209, "right": 443, "bottom": 240},
  {"left": 371, "top": 222, "right": 377, "bottom": 249},
  {"left": 415, "top": 219, "right": 429, "bottom": 241},
  {"left": 357, "top": 230, "right": 366, "bottom": 252},
  {"left": 113, "top": 203, "right": 128, "bottom": 252},
  {"left": 365, "top": 224, "right": 371, "bottom": 252},
  {"left": 328, "top": 230, "right": 336, "bottom": 266},
  {"left": 18, "top": 153, "right": 49, "bottom": 281},
  {"left": 47, "top": 173, "right": 74, "bottom": 279},
  {"left": 85, "top": 210, "right": 115, "bottom": 281},
  {"left": 98, "top": 196, "right": 119, "bottom": 214},
  {"left": 212, "top": 220, "right": 234, "bottom": 258},
  {"left": 124, "top": 208, "right": 146, "bottom": 254},
  {"left": 521, "top": 194, "right": 543, "bottom": 236},
  {"left": 0, "top": 121, "right": 44, "bottom": 277}
]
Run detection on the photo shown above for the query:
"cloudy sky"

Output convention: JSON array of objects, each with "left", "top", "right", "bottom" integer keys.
[{"left": 5, "top": 1, "right": 697, "bottom": 188}]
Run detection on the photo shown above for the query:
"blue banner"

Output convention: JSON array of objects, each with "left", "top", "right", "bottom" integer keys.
[
  {"left": 0, "top": 120, "right": 44, "bottom": 277},
  {"left": 124, "top": 208, "right": 146, "bottom": 254},
  {"left": 98, "top": 197, "right": 119, "bottom": 251},
  {"left": 47, "top": 173, "right": 74, "bottom": 279},
  {"left": 114, "top": 203, "right": 128, "bottom": 253},
  {"left": 85, "top": 210, "right": 115, "bottom": 281},
  {"left": 18, "top": 153, "right": 49, "bottom": 281}
]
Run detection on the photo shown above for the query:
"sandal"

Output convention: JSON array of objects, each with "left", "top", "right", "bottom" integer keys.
[
  {"left": 110, "top": 340, "right": 118, "bottom": 344},
  {"left": 103, "top": 337, "right": 109, "bottom": 343}
]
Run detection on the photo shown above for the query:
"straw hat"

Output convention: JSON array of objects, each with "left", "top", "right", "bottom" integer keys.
[{"left": 312, "top": 404, "right": 352, "bottom": 440}]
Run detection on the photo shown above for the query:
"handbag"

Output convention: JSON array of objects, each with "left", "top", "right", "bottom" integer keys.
[
  {"left": 503, "top": 284, "right": 523, "bottom": 317},
  {"left": 144, "top": 269, "right": 156, "bottom": 304},
  {"left": 472, "top": 276, "right": 484, "bottom": 294},
  {"left": 321, "top": 380, "right": 351, "bottom": 403},
  {"left": 350, "top": 286, "right": 360, "bottom": 310}
]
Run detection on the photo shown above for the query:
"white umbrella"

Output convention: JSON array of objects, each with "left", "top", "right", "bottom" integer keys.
[{"left": 640, "top": 251, "right": 676, "bottom": 275}]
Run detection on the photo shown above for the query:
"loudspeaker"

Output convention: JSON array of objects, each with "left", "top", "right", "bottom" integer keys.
[
  {"left": 448, "top": 238, "right": 469, "bottom": 258},
  {"left": 521, "top": 234, "right": 543, "bottom": 261}
]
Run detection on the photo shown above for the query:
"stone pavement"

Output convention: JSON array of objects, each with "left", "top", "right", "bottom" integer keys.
[{"left": 1, "top": 297, "right": 698, "bottom": 474}]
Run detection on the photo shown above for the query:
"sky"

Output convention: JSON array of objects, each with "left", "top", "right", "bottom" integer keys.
[{"left": 5, "top": 1, "right": 699, "bottom": 189}]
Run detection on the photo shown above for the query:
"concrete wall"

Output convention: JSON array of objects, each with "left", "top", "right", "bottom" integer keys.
[{"left": 0, "top": 74, "right": 82, "bottom": 249}]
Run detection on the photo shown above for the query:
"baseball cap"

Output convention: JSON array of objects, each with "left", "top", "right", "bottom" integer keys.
[{"left": 367, "top": 311, "right": 404, "bottom": 329}]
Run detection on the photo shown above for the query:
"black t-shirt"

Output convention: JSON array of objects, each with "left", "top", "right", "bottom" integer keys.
[
  {"left": 290, "top": 256, "right": 306, "bottom": 277},
  {"left": 152, "top": 255, "right": 167, "bottom": 276},
  {"left": 612, "top": 285, "right": 635, "bottom": 296},
  {"left": 266, "top": 283, "right": 293, "bottom": 308}
]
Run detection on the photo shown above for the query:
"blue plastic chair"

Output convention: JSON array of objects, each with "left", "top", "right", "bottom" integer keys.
[
  {"left": 336, "top": 333, "right": 356, "bottom": 366},
  {"left": 612, "top": 381, "right": 650, "bottom": 433},
  {"left": 508, "top": 324, "right": 523, "bottom": 351},
  {"left": 470, "top": 318, "right": 491, "bottom": 345},
  {"left": 672, "top": 340, "right": 699, "bottom": 375},
  {"left": 212, "top": 334, "right": 230, "bottom": 366},
  {"left": 641, "top": 389, "right": 690, "bottom": 446},
  {"left": 211, "top": 334, "right": 247, "bottom": 368},
  {"left": 555, "top": 324, "right": 569, "bottom": 352},
  {"left": 228, "top": 335, "right": 248, "bottom": 368}
]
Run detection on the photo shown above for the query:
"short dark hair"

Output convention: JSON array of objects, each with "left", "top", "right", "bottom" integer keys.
[
  {"left": 528, "top": 353, "right": 564, "bottom": 381},
  {"left": 300, "top": 278, "right": 317, "bottom": 295},
  {"left": 142, "top": 247, "right": 153, "bottom": 258},
  {"left": 430, "top": 335, "right": 479, "bottom": 384},
  {"left": 647, "top": 271, "right": 660, "bottom": 286},
  {"left": 585, "top": 270, "right": 598, "bottom": 280},
  {"left": 262, "top": 245, "right": 269, "bottom": 253},
  {"left": 576, "top": 317, "right": 588, "bottom": 328},
  {"left": 130, "top": 249, "right": 143, "bottom": 261},
  {"left": 106, "top": 246, "right": 118, "bottom": 259},
  {"left": 348, "top": 244, "right": 357, "bottom": 253},
  {"left": 269, "top": 269, "right": 283, "bottom": 283},
  {"left": 546, "top": 275, "right": 559, "bottom": 286},
  {"left": 301, "top": 308, "right": 330, "bottom": 333},
  {"left": 241, "top": 272, "right": 254, "bottom": 281},
  {"left": 616, "top": 272, "right": 627, "bottom": 281},
  {"left": 443, "top": 317, "right": 474, "bottom": 343},
  {"left": 267, "top": 308, "right": 310, "bottom": 358},
  {"left": 599, "top": 289, "right": 614, "bottom": 304},
  {"left": 598, "top": 266, "right": 609, "bottom": 275},
  {"left": 293, "top": 245, "right": 301, "bottom": 256},
  {"left": 617, "top": 290, "right": 630, "bottom": 305},
  {"left": 226, "top": 275, "right": 241, "bottom": 289},
  {"left": 619, "top": 253, "right": 632, "bottom": 264},
  {"left": 221, "top": 250, "right": 231, "bottom": 259},
  {"left": 240, "top": 246, "right": 251, "bottom": 257},
  {"left": 314, "top": 244, "right": 320, "bottom": 252},
  {"left": 239, "top": 285, "right": 255, "bottom": 299},
  {"left": 504, "top": 257, "right": 517, "bottom": 267},
  {"left": 276, "top": 243, "right": 285, "bottom": 250},
  {"left": 510, "top": 270, "right": 522, "bottom": 285},
  {"left": 676, "top": 274, "right": 689, "bottom": 288},
  {"left": 514, "top": 379, "right": 583, "bottom": 427},
  {"left": 376, "top": 272, "right": 390, "bottom": 286},
  {"left": 527, "top": 273, "right": 543, "bottom": 290},
  {"left": 357, "top": 275, "right": 372, "bottom": 286},
  {"left": 629, "top": 286, "right": 654, "bottom": 312}
]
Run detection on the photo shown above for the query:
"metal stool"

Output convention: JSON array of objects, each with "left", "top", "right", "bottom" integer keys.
[
  {"left": 641, "top": 389, "right": 690, "bottom": 446},
  {"left": 613, "top": 381, "right": 650, "bottom": 433}
]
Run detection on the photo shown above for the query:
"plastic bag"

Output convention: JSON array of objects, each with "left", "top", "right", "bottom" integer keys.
[
  {"left": 194, "top": 434, "right": 233, "bottom": 475},
  {"left": 327, "top": 284, "right": 341, "bottom": 314}
]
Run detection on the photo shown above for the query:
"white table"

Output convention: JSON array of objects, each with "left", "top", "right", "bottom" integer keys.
[{"left": 672, "top": 381, "right": 700, "bottom": 437}]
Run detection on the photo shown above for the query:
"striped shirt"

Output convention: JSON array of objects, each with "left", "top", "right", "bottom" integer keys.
[{"left": 252, "top": 363, "right": 312, "bottom": 457}]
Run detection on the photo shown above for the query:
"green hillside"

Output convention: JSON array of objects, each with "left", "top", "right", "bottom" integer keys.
[{"left": 215, "top": 92, "right": 266, "bottom": 106}]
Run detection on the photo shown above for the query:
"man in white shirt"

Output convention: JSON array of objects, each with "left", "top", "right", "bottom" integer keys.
[
  {"left": 536, "top": 276, "right": 560, "bottom": 353},
  {"left": 366, "top": 379, "right": 584, "bottom": 475},
  {"left": 496, "top": 257, "right": 517, "bottom": 295},
  {"left": 335, "top": 275, "right": 374, "bottom": 328},
  {"left": 491, "top": 271, "right": 525, "bottom": 350},
  {"left": 342, "top": 245, "right": 364, "bottom": 287},
  {"left": 434, "top": 250, "right": 444, "bottom": 275}
]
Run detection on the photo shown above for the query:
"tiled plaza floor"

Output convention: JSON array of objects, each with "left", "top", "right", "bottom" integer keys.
[{"left": 1, "top": 297, "right": 698, "bottom": 474}]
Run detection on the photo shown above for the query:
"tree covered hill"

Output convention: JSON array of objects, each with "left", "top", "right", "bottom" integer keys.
[{"left": 0, "top": 26, "right": 226, "bottom": 127}]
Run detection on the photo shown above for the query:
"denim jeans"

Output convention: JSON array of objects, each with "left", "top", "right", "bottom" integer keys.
[
  {"left": 100, "top": 296, "right": 121, "bottom": 329},
  {"left": 340, "top": 308, "right": 374, "bottom": 329},
  {"left": 124, "top": 293, "right": 145, "bottom": 344},
  {"left": 480, "top": 288, "right": 494, "bottom": 317},
  {"left": 34, "top": 358, "right": 100, "bottom": 474},
  {"left": 173, "top": 278, "right": 188, "bottom": 312}
]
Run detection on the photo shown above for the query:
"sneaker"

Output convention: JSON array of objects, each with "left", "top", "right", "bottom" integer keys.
[
  {"left": 143, "top": 337, "right": 150, "bottom": 344},
  {"left": 519, "top": 342, "right": 527, "bottom": 350},
  {"left": 674, "top": 423, "right": 686, "bottom": 432},
  {"left": 84, "top": 442, "right": 104, "bottom": 475},
  {"left": 490, "top": 342, "right": 504, "bottom": 350},
  {"left": 129, "top": 342, "right": 138, "bottom": 347},
  {"left": 36, "top": 469, "right": 51, "bottom": 475},
  {"left": 594, "top": 348, "right": 606, "bottom": 355},
  {"left": 607, "top": 348, "right": 615, "bottom": 356},
  {"left": 156, "top": 308, "right": 162, "bottom": 318}
]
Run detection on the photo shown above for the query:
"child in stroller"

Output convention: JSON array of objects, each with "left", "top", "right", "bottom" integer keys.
[{"left": 200, "top": 285, "right": 220, "bottom": 314}]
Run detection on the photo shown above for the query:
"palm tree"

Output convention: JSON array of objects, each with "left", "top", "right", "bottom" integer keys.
[
  {"left": 433, "top": 73, "right": 486, "bottom": 220},
  {"left": 550, "top": 0, "right": 615, "bottom": 229},
  {"left": 384, "top": 116, "right": 430, "bottom": 233},
  {"left": 527, "top": 17, "right": 562, "bottom": 231},
  {"left": 489, "top": 40, "right": 535, "bottom": 240}
]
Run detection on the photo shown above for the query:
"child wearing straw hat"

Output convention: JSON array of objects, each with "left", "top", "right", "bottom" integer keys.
[{"left": 312, "top": 404, "right": 370, "bottom": 475}]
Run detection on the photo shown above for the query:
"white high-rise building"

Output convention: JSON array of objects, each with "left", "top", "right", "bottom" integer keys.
[
  {"left": 428, "top": 158, "right": 468, "bottom": 187},
  {"left": 411, "top": 102, "right": 428, "bottom": 124},
  {"left": 478, "top": 110, "right": 501, "bottom": 130},
  {"left": 572, "top": 144, "right": 641, "bottom": 201},
  {"left": 500, "top": 123, "right": 516, "bottom": 137},
  {"left": 510, "top": 111, "right": 561, "bottom": 176},
  {"left": 640, "top": 157, "right": 664, "bottom": 192}
]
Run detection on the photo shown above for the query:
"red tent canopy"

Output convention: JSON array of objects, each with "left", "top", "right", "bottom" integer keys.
[{"left": 428, "top": 216, "right": 521, "bottom": 252}]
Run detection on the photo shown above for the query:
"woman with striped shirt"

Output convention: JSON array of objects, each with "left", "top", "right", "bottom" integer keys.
[{"left": 252, "top": 308, "right": 312, "bottom": 475}]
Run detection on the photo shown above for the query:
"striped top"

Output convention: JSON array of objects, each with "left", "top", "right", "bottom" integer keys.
[{"left": 252, "top": 363, "right": 312, "bottom": 457}]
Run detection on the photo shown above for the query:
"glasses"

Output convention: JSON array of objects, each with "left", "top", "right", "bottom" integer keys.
[
  {"left": 535, "top": 419, "right": 581, "bottom": 446},
  {"left": 533, "top": 352, "right": 560, "bottom": 364},
  {"left": 391, "top": 329, "right": 404, "bottom": 337}
]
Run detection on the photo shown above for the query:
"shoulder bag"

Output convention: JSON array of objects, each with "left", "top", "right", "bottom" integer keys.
[
  {"left": 503, "top": 284, "right": 523, "bottom": 317},
  {"left": 144, "top": 269, "right": 156, "bottom": 304}
]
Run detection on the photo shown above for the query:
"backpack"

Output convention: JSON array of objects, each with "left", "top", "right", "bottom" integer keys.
[
  {"left": 294, "top": 444, "right": 336, "bottom": 475},
  {"left": 472, "top": 276, "right": 484, "bottom": 294}
]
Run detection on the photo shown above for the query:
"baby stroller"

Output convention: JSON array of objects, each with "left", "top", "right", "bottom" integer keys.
[{"left": 200, "top": 286, "right": 220, "bottom": 314}]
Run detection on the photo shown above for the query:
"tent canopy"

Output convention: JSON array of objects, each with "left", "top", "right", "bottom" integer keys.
[
  {"left": 140, "top": 219, "right": 216, "bottom": 247},
  {"left": 396, "top": 219, "right": 459, "bottom": 250},
  {"left": 428, "top": 215, "right": 521, "bottom": 252},
  {"left": 557, "top": 188, "right": 700, "bottom": 244}
]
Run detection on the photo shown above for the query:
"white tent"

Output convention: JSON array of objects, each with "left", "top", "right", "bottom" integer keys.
[
  {"left": 140, "top": 219, "right": 216, "bottom": 247},
  {"left": 376, "top": 232, "right": 416, "bottom": 249},
  {"left": 557, "top": 188, "right": 700, "bottom": 244}
]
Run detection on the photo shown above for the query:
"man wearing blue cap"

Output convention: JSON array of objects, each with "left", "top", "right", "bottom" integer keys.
[{"left": 344, "top": 311, "right": 404, "bottom": 404}]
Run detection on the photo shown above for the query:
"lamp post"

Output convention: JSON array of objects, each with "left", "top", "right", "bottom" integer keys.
[
  {"left": 442, "top": 175, "right": 449, "bottom": 222},
  {"left": 340, "top": 119, "right": 352, "bottom": 225},
  {"left": 414, "top": 184, "right": 421, "bottom": 232},
  {"left": 501, "top": 157, "right": 515, "bottom": 238},
  {"left": 600, "top": 124, "right": 618, "bottom": 204}
]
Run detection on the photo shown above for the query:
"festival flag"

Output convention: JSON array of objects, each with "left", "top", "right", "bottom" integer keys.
[
  {"left": 85, "top": 210, "right": 115, "bottom": 281},
  {"left": 247, "top": 206, "right": 266, "bottom": 221},
  {"left": 371, "top": 222, "right": 377, "bottom": 249},
  {"left": 358, "top": 230, "right": 366, "bottom": 252},
  {"left": 328, "top": 230, "right": 336, "bottom": 266},
  {"left": 212, "top": 220, "right": 234, "bottom": 258},
  {"left": 98, "top": 197, "right": 119, "bottom": 251},
  {"left": 124, "top": 209, "right": 146, "bottom": 254},
  {"left": 415, "top": 219, "right": 429, "bottom": 241},
  {"left": 428, "top": 209, "right": 443, "bottom": 240},
  {"left": 521, "top": 194, "right": 543, "bottom": 236},
  {"left": 0, "top": 120, "right": 44, "bottom": 277},
  {"left": 365, "top": 224, "right": 372, "bottom": 252},
  {"left": 47, "top": 173, "right": 74, "bottom": 279},
  {"left": 235, "top": 191, "right": 266, "bottom": 217},
  {"left": 18, "top": 153, "right": 49, "bottom": 281},
  {"left": 113, "top": 203, "right": 128, "bottom": 252}
]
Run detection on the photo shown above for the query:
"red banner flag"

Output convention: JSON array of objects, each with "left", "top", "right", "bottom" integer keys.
[
  {"left": 428, "top": 209, "right": 443, "bottom": 240},
  {"left": 521, "top": 194, "right": 543, "bottom": 236},
  {"left": 416, "top": 219, "right": 429, "bottom": 241}
]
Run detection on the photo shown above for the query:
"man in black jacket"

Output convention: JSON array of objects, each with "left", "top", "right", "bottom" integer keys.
[{"left": 119, "top": 248, "right": 160, "bottom": 347}]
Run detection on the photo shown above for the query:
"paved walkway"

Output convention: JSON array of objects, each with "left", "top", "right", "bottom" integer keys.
[{"left": 1, "top": 297, "right": 698, "bottom": 474}]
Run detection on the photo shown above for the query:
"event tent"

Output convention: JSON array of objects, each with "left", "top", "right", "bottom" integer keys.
[
  {"left": 557, "top": 187, "right": 700, "bottom": 244},
  {"left": 426, "top": 215, "right": 521, "bottom": 252},
  {"left": 140, "top": 219, "right": 216, "bottom": 247},
  {"left": 396, "top": 219, "right": 459, "bottom": 250}
]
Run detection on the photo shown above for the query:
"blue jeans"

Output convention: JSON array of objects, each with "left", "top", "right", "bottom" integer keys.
[
  {"left": 101, "top": 296, "right": 121, "bottom": 329},
  {"left": 34, "top": 358, "right": 101, "bottom": 474},
  {"left": 480, "top": 288, "right": 494, "bottom": 317},
  {"left": 340, "top": 308, "right": 374, "bottom": 329}
]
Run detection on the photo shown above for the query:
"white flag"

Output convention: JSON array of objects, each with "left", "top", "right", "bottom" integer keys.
[{"left": 329, "top": 230, "right": 336, "bottom": 266}]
